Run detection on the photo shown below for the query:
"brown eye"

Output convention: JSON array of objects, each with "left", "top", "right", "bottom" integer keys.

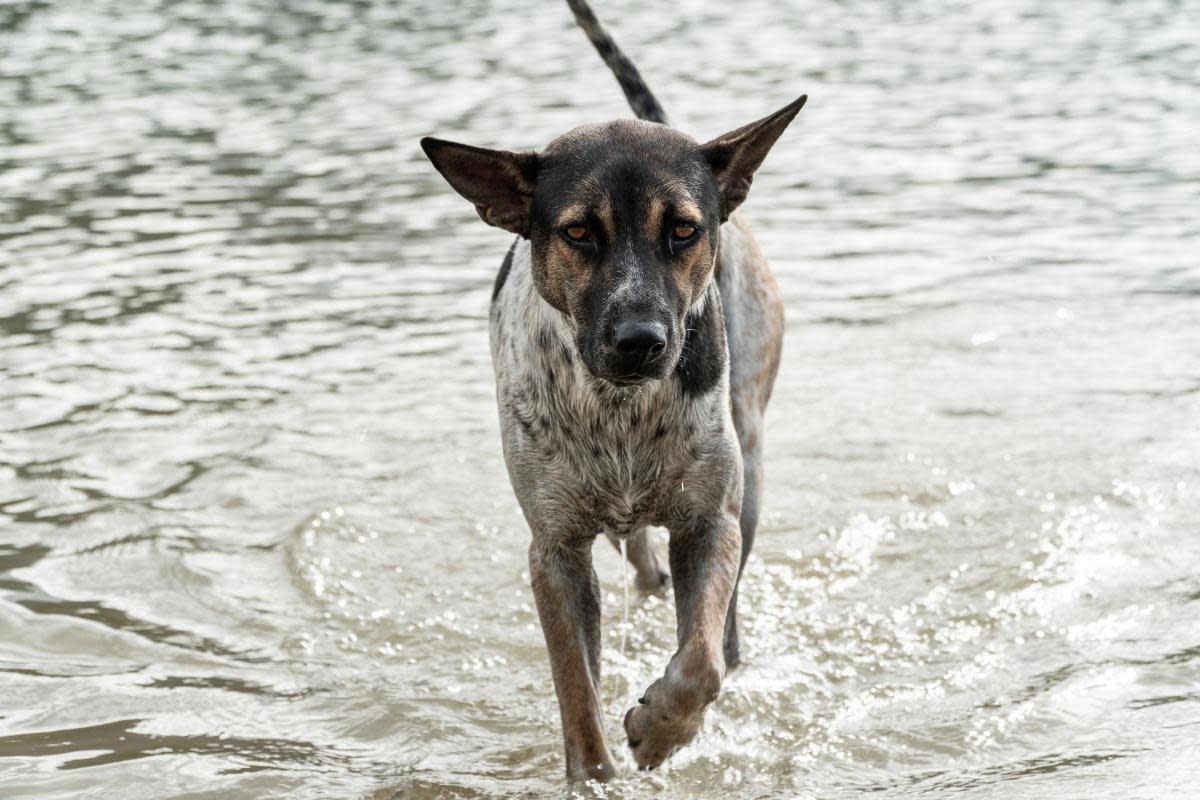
[
  {"left": 672, "top": 224, "right": 696, "bottom": 240},
  {"left": 565, "top": 225, "right": 589, "bottom": 241}
]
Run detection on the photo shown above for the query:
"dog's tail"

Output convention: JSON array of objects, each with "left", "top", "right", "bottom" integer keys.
[{"left": 565, "top": 0, "right": 668, "bottom": 125}]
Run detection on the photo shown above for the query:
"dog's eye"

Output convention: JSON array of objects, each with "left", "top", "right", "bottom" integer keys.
[
  {"left": 564, "top": 225, "right": 590, "bottom": 242},
  {"left": 672, "top": 224, "right": 697, "bottom": 240}
]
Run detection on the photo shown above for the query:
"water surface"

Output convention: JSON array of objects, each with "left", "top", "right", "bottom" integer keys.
[{"left": 1, "top": 0, "right": 1198, "bottom": 797}]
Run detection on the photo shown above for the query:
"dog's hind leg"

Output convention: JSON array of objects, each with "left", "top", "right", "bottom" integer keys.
[
  {"left": 529, "top": 533, "right": 616, "bottom": 782},
  {"left": 605, "top": 528, "right": 671, "bottom": 593}
]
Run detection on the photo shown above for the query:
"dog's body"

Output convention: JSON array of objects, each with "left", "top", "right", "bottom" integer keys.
[
  {"left": 422, "top": 0, "right": 803, "bottom": 782},
  {"left": 491, "top": 211, "right": 782, "bottom": 640}
]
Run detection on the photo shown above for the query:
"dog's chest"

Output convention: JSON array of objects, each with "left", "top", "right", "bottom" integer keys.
[
  {"left": 515, "top": 362, "right": 701, "bottom": 531},
  {"left": 491, "top": 247, "right": 720, "bottom": 534}
]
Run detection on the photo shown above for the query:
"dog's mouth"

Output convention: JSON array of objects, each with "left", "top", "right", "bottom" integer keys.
[
  {"left": 593, "top": 353, "right": 679, "bottom": 388},
  {"left": 605, "top": 373, "right": 651, "bottom": 388}
]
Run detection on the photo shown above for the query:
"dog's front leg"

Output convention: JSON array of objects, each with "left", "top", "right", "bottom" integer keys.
[
  {"left": 624, "top": 511, "right": 741, "bottom": 769},
  {"left": 528, "top": 533, "right": 615, "bottom": 782}
]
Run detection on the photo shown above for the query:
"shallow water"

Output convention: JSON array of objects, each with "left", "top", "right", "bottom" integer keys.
[{"left": 1, "top": 0, "right": 1198, "bottom": 797}]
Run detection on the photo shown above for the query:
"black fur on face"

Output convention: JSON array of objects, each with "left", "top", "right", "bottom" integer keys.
[{"left": 528, "top": 121, "right": 722, "bottom": 386}]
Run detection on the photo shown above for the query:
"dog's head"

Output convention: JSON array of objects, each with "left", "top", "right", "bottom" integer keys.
[{"left": 421, "top": 96, "right": 805, "bottom": 386}]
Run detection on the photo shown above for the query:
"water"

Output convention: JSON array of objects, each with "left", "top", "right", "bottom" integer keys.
[{"left": 1, "top": 0, "right": 1198, "bottom": 797}]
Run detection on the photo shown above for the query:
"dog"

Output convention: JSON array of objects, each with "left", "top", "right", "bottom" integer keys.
[{"left": 420, "top": 0, "right": 804, "bottom": 782}]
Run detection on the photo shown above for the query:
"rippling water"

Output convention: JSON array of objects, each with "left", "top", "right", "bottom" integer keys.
[{"left": 2, "top": 0, "right": 1198, "bottom": 797}]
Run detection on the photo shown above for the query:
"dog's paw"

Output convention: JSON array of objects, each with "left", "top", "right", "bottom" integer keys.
[
  {"left": 635, "top": 567, "right": 671, "bottom": 594},
  {"left": 622, "top": 688, "right": 704, "bottom": 770}
]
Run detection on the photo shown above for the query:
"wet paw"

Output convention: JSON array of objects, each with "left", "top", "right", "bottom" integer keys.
[
  {"left": 635, "top": 567, "right": 671, "bottom": 594},
  {"left": 623, "top": 692, "right": 703, "bottom": 769}
]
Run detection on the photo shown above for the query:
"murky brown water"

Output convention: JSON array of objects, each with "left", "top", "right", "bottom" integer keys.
[{"left": 2, "top": 0, "right": 1199, "bottom": 797}]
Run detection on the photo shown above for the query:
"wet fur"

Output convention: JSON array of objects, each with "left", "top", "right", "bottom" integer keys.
[
  {"left": 492, "top": 241, "right": 739, "bottom": 541},
  {"left": 492, "top": 210, "right": 783, "bottom": 610},
  {"left": 489, "top": 210, "right": 784, "bottom": 779},
  {"left": 421, "top": 0, "right": 800, "bottom": 783}
]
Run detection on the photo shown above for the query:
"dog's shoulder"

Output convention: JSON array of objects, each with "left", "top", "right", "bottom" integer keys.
[{"left": 715, "top": 213, "right": 785, "bottom": 416}]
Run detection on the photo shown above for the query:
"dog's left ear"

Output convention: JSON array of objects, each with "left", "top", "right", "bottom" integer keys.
[
  {"left": 420, "top": 137, "right": 539, "bottom": 236},
  {"left": 701, "top": 95, "right": 807, "bottom": 221}
]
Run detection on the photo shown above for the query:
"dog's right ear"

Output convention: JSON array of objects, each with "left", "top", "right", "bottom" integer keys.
[{"left": 420, "top": 138, "right": 539, "bottom": 237}]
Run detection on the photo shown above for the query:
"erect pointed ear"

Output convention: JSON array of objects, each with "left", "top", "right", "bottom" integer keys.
[
  {"left": 701, "top": 94, "right": 807, "bottom": 221},
  {"left": 420, "top": 137, "right": 539, "bottom": 236}
]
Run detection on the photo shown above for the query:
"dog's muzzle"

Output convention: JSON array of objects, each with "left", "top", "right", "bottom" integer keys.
[{"left": 598, "top": 318, "right": 672, "bottom": 385}]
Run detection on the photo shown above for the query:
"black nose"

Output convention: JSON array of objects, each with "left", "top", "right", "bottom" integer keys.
[{"left": 612, "top": 319, "right": 668, "bottom": 364}]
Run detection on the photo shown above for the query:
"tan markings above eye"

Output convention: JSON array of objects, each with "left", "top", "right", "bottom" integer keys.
[
  {"left": 566, "top": 225, "right": 589, "bottom": 241},
  {"left": 672, "top": 224, "right": 696, "bottom": 239}
]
